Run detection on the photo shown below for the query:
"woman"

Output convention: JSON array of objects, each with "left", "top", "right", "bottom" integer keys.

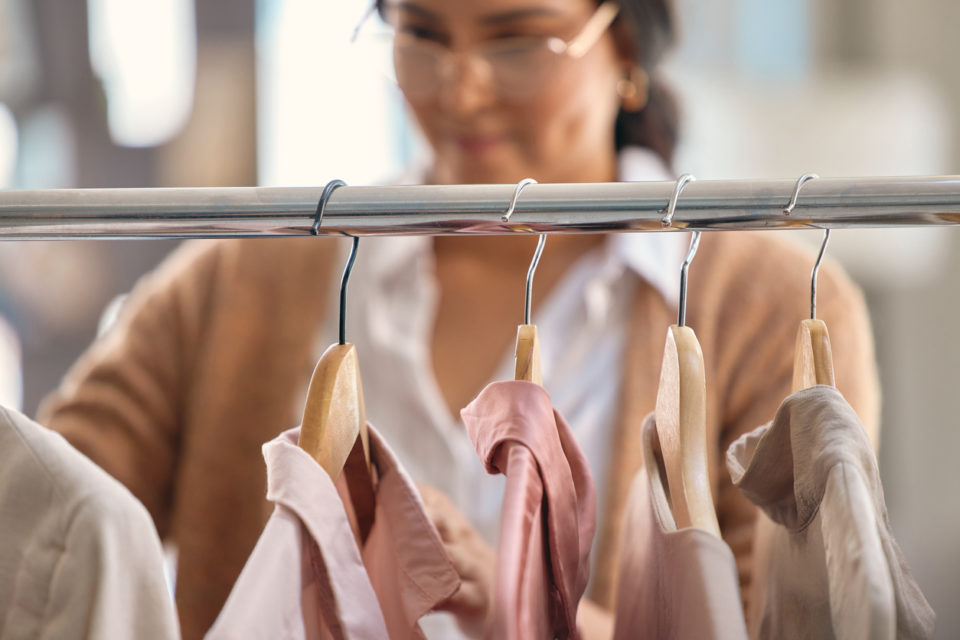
[{"left": 38, "top": 0, "right": 880, "bottom": 638}]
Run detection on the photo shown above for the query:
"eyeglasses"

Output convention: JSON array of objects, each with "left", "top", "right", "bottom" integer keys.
[{"left": 354, "top": 2, "right": 620, "bottom": 101}]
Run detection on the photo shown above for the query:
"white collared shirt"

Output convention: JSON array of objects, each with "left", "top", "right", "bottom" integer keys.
[{"left": 315, "top": 148, "right": 682, "bottom": 635}]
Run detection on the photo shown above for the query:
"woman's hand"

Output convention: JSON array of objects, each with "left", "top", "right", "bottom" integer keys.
[{"left": 418, "top": 483, "right": 495, "bottom": 639}]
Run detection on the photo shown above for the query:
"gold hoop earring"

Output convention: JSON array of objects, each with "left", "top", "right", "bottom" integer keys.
[{"left": 617, "top": 67, "right": 649, "bottom": 112}]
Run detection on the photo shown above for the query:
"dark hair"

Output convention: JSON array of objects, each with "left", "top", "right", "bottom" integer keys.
[{"left": 610, "top": 0, "right": 680, "bottom": 168}]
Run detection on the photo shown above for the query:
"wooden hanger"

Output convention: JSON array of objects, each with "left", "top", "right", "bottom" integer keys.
[
  {"left": 299, "top": 342, "right": 370, "bottom": 478},
  {"left": 514, "top": 233, "right": 545, "bottom": 384},
  {"left": 792, "top": 228, "right": 836, "bottom": 392},
  {"left": 300, "top": 342, "right": 376, "bottom": 542},
  {"left": 514, "top": 233, "right": 547, "bottom": 385},
  {"left": 786, "top": 176, "right": 836, "bottom": 392},
  {"left": 655, "top": 323, "right": 720, "bottom": 536},
  {"left": 793, "top": 319, "right": 835, "bottom": 392},
  {"left": 297, "top": 231, "right": 375, "bottom": 540},
  {"left": 655, "top": 183, "right": 722, "bottom": 536},
  {"left": 505, "top": 180, "right": 545, "bottom": 386},
  {"left": 515, "top": 324, "right": 542, "bottom": 384}
]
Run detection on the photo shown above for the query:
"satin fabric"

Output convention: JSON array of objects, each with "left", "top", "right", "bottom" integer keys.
[
  {"left": 462, "top": 381, "right": 596, "bottom": 640},
  {"left": 727, "top": 386, "right": 935, "bottom": 640}
]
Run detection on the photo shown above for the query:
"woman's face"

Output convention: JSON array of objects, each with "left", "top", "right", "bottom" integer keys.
[{"left": 385, "top": 0, "right": 625, "bottom": 184}]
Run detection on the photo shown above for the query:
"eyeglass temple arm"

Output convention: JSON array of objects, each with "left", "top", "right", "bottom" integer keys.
[{"left": 565, "top": 2, "right": 621, "bottom": 58}]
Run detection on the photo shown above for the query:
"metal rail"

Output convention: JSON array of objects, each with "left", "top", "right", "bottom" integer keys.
[{"left": 1, "top": 176, "right": 958, "bottom": 239}]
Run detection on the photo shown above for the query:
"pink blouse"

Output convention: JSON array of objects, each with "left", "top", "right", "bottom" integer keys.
[
  {"left": 208, "top": 425, "right": 460, "bottom": 639},
  {"left": 462, "top": 381, "right": 596, "bottom": 640}
]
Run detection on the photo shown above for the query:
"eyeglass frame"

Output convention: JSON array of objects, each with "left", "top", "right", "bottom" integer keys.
[{"left": 352, "top": 1, "right": 622, "bottom": 101}]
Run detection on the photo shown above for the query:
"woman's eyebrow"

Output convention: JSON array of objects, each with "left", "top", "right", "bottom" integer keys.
[
  {"left": 385, "top": 1, "right": 442, "bottom": 22},
  {"left": 479, "top": 7, "right": 563, "bottom": 26}
]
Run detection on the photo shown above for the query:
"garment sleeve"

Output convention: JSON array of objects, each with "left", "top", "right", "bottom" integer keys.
[
  {"left": 711, "top": 245, "right": 881, "bottom": 615},
  {"left": 35, "top": 240, "right": 222, "bottom": 539},
  {"left": 43, "top": 490, "right": 181, "bottom": 640}
]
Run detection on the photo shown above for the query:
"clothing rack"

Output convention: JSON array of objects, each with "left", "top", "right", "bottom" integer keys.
[{"left": 1, "top": 175, "right": 959, "bottom": 239}]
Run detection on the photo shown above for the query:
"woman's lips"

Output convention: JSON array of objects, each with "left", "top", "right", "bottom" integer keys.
[{"left": 454, "top": 134, "right": 504, "bottom": 156}]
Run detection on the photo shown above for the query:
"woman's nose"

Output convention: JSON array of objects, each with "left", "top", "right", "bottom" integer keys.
[{"left": 436, "top": 53, "right": 497, "bottom": 116}]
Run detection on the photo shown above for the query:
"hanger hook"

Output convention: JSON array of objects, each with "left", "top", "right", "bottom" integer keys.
[
  {"left": 312, "top": 179, "right": 346, "bottom": 235},
  {"left": 784, "top": 172, "right": 819, "bottom": 216},
  {"left": 678, "top": 231, "right": 701, "bottom": 327},
  {"left": 662, "top": 173, "right": 696, "bottom": 228},
  {"left": 339, "top": 236, "right": 360, "bottom": 345},
  {"left": 311, "top": 180, "right": 355, "bottom": 345},
  {"left": 810, "top": 228, "right": 830, "bottom": 320},
  {"left": 502, "top": 178, "right": 538, "bottom": 223},
  {"left": 525, "top": 234, "right": 547, "bottom": 325}
]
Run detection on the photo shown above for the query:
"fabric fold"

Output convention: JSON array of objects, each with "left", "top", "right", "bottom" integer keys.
[
  {"left": 612, "top": 414, "right": 748, "bottom": 640},
  {"left": 208, "top": 424, "right": 459, "bottom": 640},
  {"left": 0, "top": 406, "right": 180, "bottom": 640},
  {"left": 727, "top": 385, "right": 935, "bottom": 640},
  {"left": 461, "top": 380, "right": 596, "bottom": 640}
]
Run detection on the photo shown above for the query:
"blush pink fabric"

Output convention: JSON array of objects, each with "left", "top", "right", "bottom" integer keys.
[
  {"left": 207, "top": 424, "right": 460, "bottom": 640},
  {"left": 461, "top": 381, "right": 596, "bottom": 640},
  {"left": 612, "top": 415, "right": 748, "bottom": 640}
]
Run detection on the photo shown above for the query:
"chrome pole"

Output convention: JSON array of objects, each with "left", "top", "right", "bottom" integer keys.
[{"left": 0, "top": 176, "right": 958, "bottom": 239}]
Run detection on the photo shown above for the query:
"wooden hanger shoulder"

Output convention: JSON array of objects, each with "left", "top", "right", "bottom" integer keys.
[
  {"left": 515, "top": 324, "right": 543, "bottom": 385},
  {"left": 655, "top": 325, "right": 721, "bottom": 537},
  {"left": 298, "top": 343, "right": 370, "bottom": 478},
  {"left": 792, "top": 318, "right": 835, "bottom": 392}
]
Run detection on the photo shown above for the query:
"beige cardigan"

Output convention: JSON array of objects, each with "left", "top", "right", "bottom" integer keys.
[{"left": 38, "top": 231, "right": 879, "bottom": 640}]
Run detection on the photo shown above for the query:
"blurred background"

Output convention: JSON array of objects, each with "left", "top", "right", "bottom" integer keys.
[{"left": 1, "top": 0, "right": 957, "bottom": 634}]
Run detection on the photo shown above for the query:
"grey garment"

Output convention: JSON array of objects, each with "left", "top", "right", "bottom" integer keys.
[
  {"left": 0, "top": 406, "right": 179, "bottom": 639},
  {"left": 727, "top": 386, "right": 935, "bottom": 640},
  {"left": 613, "top": 415, "right": 748, "bottom": 640}
]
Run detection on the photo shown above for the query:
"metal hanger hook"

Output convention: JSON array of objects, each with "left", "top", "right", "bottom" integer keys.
[
  {"left": 339, "top": 236, "right": 360, "bottom": 345},
  {"left": 312, "top": 179, "right": 346, "bottom": 235},
  {"left": 525, "top": 234, "right": 547, "bottom": 325},
  {"left": 502, "top": 178, "right": 538, "bottom": 223},
  {"left": 312, "top": 179, "right": 355, "bottom": 345},
  {"left": 678, "top": 230, "right": 701, "bottom": 327},
  {"left": 784, "top": 173, "right": 819, "bottom": 216},
  {"left": 810, "top": 228, "right": 830, "bottom": 320},
  {"left": 662, "top": 173, "right": 696, "bottom": 228}
]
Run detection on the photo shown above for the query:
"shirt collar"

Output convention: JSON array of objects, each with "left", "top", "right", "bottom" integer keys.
[
  {"left": 265, "top": 426, "right": 460, "bottom": 630},
  {"left": 364, "top": 146, "right": 684, "bottom": 309},
  {"left": 726, "top": 386, "right": 881, "bottom": 531},
  {"left": 263, "top": 429, "right": 391, "bottom": 638}
]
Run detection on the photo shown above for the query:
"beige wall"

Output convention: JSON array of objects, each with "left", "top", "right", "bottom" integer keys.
[{"left": 871, "top": 233, "right": 960, "bottom": 636}]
